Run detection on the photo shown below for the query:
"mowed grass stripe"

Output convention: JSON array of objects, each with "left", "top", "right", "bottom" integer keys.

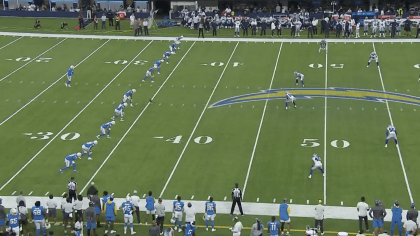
[
  {"left": 0, "top": 37, "right": 64, "bottom": 78},
  {"left": 242, "top": 43, "right": 325, "bottom": 204},
  {"left": 0, "top": 40, "right": 153, "bottom": 194},
  {"left": 0, "top": 38, "right": 67, "bottom": 82},
  {"left": 0, "top": 40, "right": 109, "bottom": 126},
  {"left": 0, "top": 36, "right": 22, "bottom": 50},
  {"left": 325, "top": 43, "right": 410, "bottom": 206},
  {"left": 158, "top": 43, "right": 283, "bottom": 201},
  {"left": 75, "top": 42, "right": 239, "bottom": 197}
]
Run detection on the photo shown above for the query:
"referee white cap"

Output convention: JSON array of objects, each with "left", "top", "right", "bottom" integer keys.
[
  {"left": 133, "top": 190, "right": 137, "bottom": 194},
  {"left": 91, "top": 182, "right": 95, "bottom": 186}
]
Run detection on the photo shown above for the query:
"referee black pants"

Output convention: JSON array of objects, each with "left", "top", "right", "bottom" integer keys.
[
  {"left": 134, "top": 209, "right": 140, "bottom": 223},
  {"left": 156, "top": 216, "right": 164, "bottom": 232},
  {"left": 69, "top": 190, "right": 77, "bottom": 203},
  {"left": 358, "top": 216, "right": 369, "bottom": 232},
  {"left": 230, "top": 198, "right": 243, "bottom": 215},
  {"left": 198, "top": 28, "right": 204, "bottom": 38},
  {"left": 315, "top": 219, "right": 324, "bottom": 233}
]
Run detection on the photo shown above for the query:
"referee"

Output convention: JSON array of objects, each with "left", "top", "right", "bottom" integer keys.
[
  {"left": 67, "top": 177, "right": 77, "bottom": 203},
  {"left": 198, "top": 16, "right": 204, "bottom": 38},
  {"left": 230, "top": 183, "right": 243, "bottom": 216}
]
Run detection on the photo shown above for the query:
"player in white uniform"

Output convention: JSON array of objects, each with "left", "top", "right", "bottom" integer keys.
[
  {"left": 379, "top": 19, "right": 386, "bottom": 37},
  {"left": 112, "top": 102, "right": 127, "bottom": 121},
  {"left": 319, "top": 39, "right": 326, "bottom": 53},
  {"left": 367, "top": 52, "right": 379, "bottom": 67},
  {"left": 308, "top": 153, "right": 325, "bottom": 179},
  {"left": 285, "top": 91, "right": 296, "bottom": 110},
  {"left": 294, "top": 71, "right": 305, "bottom": 87},
  {"left": 174, "top": 36, "right": 183, "bottom": 50},
  {"left": 355, "top": 22, "right": 360, "bottom": 38},
  {"left": 371, "top": 19, "right": 378, "bottom": 38},
  {"left": 385, "top": 125, "right": 398, "bottom": 147},
  {"left": 234, "top": 20, "right": 241, "bottom": 37}
]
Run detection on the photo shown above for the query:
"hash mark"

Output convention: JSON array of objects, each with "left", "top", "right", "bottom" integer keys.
[
  {"left": 159, "top": 103, "right": 161, "bottom": 106},
  {"left": 77, "top": 101, "right": 80, "bottom": 104},
  {"left": 375, "top": 108, "right": 377, "bottom": 111},
  {"left": 273, "top": 198, "right": 276, "bottom": 203},
  {"left": 20, "top": 81, "right": 23, "bottom": 83},
  {"left": 341, "top": 201, "right": 344, "bottom": 206},
  {"left": 172, "top": 85, "right": 174, "bottom": 87},
  {"left": 208, "top": 196, "right": 210, "bottom": 200},
  {"left": 236, "top": 86, "right": 238, "bottom": 89},
  {"left": 401, "top": 108, "right": 403, "bottom": 111},
  {"left": 45, "top": 192, "right": 49, "bottom": 196},
  {"left": 256, "top": 198, "right": 259, "bottom": 202},
  {"left": 5, "top": 99, "right": 9, "bottom": 102},
  {"left": 252, "top": 106, "right": 254, "bottom": 108},
  {"left": 142, "top": 194, "right": 146, "bottom": 198},
  {"left": 224, "top": 196, "right": 227, "bottom": 201},
  {"left": 290, "top": 199, "right": 293, "bottom": 203},
  {"left": 61, "top": 192, "right": 66, "bottom": 196},
  {"left": 362, "top": 108, "right": 364, "bottom": 110},
  {"left": 204, "top": 86, "right": 206, "bottom": 88},
  {"left": 65, "top": 101, "right": 68, "bottom": 104},
  {"left": 415, "top": 109, "right": 417, "bottom": 111},
  {"left": 112, "top": 102, "right": 115, "bottom": 104},
  {"left": 86, "top": 83, "right": 88, "bottom": 85},
  {"left": 240, "top": 105, "right": 242, "bottom": 108},
  {"left": 170, "top": 104, "right": 173, "bottom": 106},
  {"left": 28, "top": 191, "right": 33, "bottom": 195},
  {"left": 17, "top": 99, "right": 21, "bottom": 102},
  {"left": 53, "top": 100, "right": 56, "bottom": 103},
  {"left": 307, "top": 200, "right": 309, "bottom": 204},
  {"left": 101, "top": 102, "right": 103, "bottom": 104},
  {"left": 42, "top": 82, "right": 45, "bottom": 84},
  {"left": 8, "top": 81, "right": 11, "bottom": 83},
  {"left": 175, "top": 195, "right": 178, "bottom": 199},
  {"left": 42, "top": 100, "right": 45, "bottom": 103},
  {"left": 350, "top": 107, "right": 352, "bottom": 110},
  {"left": 191, "top": 195, "right": 194, "bottom": 199},
  {"left": 182, "top": 104, "right": 184, "bottom": 106},
  {"left": 11, "top": 191, "right": 16, "bottom": 195},
  {"left": 117, "top": 84, "right": 120, "bottom": 86},
  {"left": 182, "top": 85, "right": 184, "bottom": 88},
  {"left": 96, "top": 83, "right": 99, "bottom": 86}
]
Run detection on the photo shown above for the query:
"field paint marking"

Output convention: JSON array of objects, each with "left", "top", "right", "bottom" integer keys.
[
  {"left": 28, "top": 191, "right": 33, "bottom": 195},
  {"left": 175, "top": 195, "right": 178, "bottom": 199},
  {"left": 158, "top": 42, "right": 239, "bottom": 198},
  {"left": 61, "top": 192, "right": 66, "bottom": 196},
  {"left": 256, "top": 198, "right": 259, "bottom": 202},
  {"left": 373, "top": 42, "right": 414, "bottom": 203},
  {"left": 0, "top": 36, "right": 22, "bottom": 50},
  {"left": 0, "top": 41, "right": 153, "bottom": 192},
  {"left": 11, "top": 191, "right": 16, "bottom": 195},
  {"left": 191, "top": 195, "right": 194, "bottom": 200},
  {"left": 80, "top": 42, "right": 196, "bottom": 194},
  {"left": 242, "top": 43, "right": 283, "bottom": 199},
  {"left": 45, "top": 192, "right": 49, "bottom": 196},
  {"left": 142, "top": 194, "right": 146, "bottom": 198},
  {"left": 207, "top": 196, "right": 210, "bottom": 200},
  {"left": 273, "top": 198, "right": 276, "bottom": 203},
  {"left": 0, "top": 38, "right": 67, "bottom": 82},
  {"left": 0, "top": 39, "right": 111, "bottom": 126},
  {"left": 324, "top": 42, "right": 328, "bottom": 204},
  {"left": 224, "top": 196, "right": 227, "bottom": 201}
]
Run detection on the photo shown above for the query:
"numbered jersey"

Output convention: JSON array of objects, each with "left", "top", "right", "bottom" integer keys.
[
  {"left": 267, "top": 221, "right": 280, "bottom": 236},
  {"left": 116, "top": 103, "right": 126, "bottom": 111},
  {"left": 83, "top": 141, "right": 96, "bottom": 149},
  {"left": 7, "top": 213, "right": 20, "bottom": 228},
  {"left": 66, "top": 153, "right": 79, "bottom": 161},
  {"left": 235, "top": 21, "right": 241, "bottom": 28},
  {"left": 147, "top": 67, "right": 155, "bottom": 73},
  {"left": 67, "top": 68, "right": 74, "bottom": 77},
  {"left": 372, "top": 21, "right": 378, "bottom": 28},
  {"left": 286, "top": 93, "right": 295, "bottom": 102},
  {"left": 31, "top": 206, "right": 44, "bottom": 220},
  {"left": 101, "top": 121, "right": 114, "bottom": 129},
  {"left": 387, "top": 125, "right": 396, "bottom": 134},
  {"left": 121, "top": 202, "right": 134, "bottom": 215},
  {"left": 173, "top": 201, "right": 184, "bottom": 212},
  {"left": 370, "top": 53, "right": 378, "bottom": 60},
  {"left": 312, "top": 155, "right": 322, "bottom": 167},
  {"left": 295, "top": 72, "right": 304, "bottom": 80},
  {"left": 205, "top": 201, "right": 216, "bottom": 215},
  {"left": 125, "top": 89, "right": 134, "bottom": 97},
  {"left": 163, "top": 51, "right": 171, "bottom": 57}
]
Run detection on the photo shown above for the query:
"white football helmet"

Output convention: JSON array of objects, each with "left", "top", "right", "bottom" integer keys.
[
  {"left": 111, "top": 121, "right": 116, "bottom": 125},
  {"left": 154, "top": 64, "right": 158, "bottom": 69},
  {"left": 70, "top": 65, "right": 75, "bottom": 69},
  {"left": 132, "top": 89, "right": 136, "bottom": 93},
  {"left": 45, "top": 222, "right": 51, "bottom": 229},
  {"left": 93, "top": 140, "right": 98, "bottom": 145},
  {"left": 123, "top": 102, "right": 128, "bottom": 107},
  {"left": 180, "top": 35, "right": 184, "bottom": 38},
  {"left": 10, "top": 208, "right": 18, "bottom": 215},
  {"left": 160, "top": 59, "right": 164, "bottom": 63},
  {"left": 126, "top": 195, "right": 131, "bottom": 202},
  {"left": 294, "top": 71, "right": 297, "bottom": 76},
  {"left": 76, "top": 152, "right": 82, "bottom": 157}
]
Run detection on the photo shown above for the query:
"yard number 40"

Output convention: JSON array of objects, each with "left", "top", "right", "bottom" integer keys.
[{"left": 301, "top": 138, "right": 350, "bottom": 148}]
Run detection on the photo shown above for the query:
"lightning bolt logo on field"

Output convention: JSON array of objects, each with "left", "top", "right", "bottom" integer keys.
[{"left": 209, "top": 88, "right": 420, "bottom": 108}]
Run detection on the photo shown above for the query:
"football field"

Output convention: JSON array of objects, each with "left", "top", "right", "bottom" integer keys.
[{"left": 1, "top": 32, "right": 420, "bottom": 232}]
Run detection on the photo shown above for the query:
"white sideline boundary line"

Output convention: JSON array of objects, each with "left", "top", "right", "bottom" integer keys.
[
  {"left": 0, "top": 38, "right": 67, "bottom": 82},
  {"left": 0, "top": 39, "right": 111, "bottom": 126},
  {"left": 159, "top": 42, "right": 240, "bottom": 198},
  {"left": 323, "top": 43, "right": 328, "bottom": 204},
  {"left": 1, "top": 32, "right": 420, "bottom": 43},
  {"left": 0, "top": 36, "right": 22, "bottom": 50},
  {"left": 0, "top": 41, "right": 153, "bottom": 192},
  {"left": 242, "top": 43, "right": 283, "bottom": 199},
  {"left": 80, "top": 42, "right": 197, "bottom": 194},
  {"left": 372, "top": 42, "right": 414, "bottom": 203}
]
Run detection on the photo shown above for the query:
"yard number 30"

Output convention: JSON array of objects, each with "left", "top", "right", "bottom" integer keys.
[{"left": 301, "top": 139, "right": 350, "bottom": 148}]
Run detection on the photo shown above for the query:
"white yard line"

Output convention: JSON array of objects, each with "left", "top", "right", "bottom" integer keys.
[
  {"left": 80, "top": 42, "right": 197, "bottom": 194},
  {"left": 0, "top": 41, "right": 153, "bottom": 192},
  {"left": 242, "top": 43, "right": 283, "bottom": 199},
  {"left": 0, "top": 36, "right": 23, "bottom": 50},
  {"left": 323, "top": 42, "right": 328, "bottom": 204},
  {"left": 372, "top": 42, "right": 413, "bottom": 203},
  {"left": 159, "top": 42, "right": 240, "bottom": 198},
  {"left": 0, "top": 38, "right": 67, "bottom": 82},
  {"left": 0, "top": 39, "right": 111, "bottom": 126}
]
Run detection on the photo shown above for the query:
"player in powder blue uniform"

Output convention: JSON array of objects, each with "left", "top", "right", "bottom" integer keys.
[
  {"left": 96, "top": 121, "right": 116, "bottom": 139},
  {"left": 31, "top": 201, "right": 46, "bottom": 236},
  {"left": 81, "top": 140, "right": 98, "bottom": 160},
  {"left": 172, "top": 196, "right": 184, "bottom": 232},
  {"left": 6, "top": 208, "right": 20, "bottom": 236},
  {"left": 120, "top": 197, "right": 136, "bottom": 235},
  {"left": 163, "top": 51, "right": 171, "bottom": 64},
  {"left": 154, "top": 60, "right": 164, "bottom": 74},
  {"left": 112, "top": 102, "right": 127, "bottom": 121},
  {"left": 65, "top": 65, "right": 75, "bottom": 87},
  {"left": 59, "top": 152, "right": 82, "bottom": 173},
  {"left": 204, "top": 197, "right": 216, "bottom": 231},
  {"left": 123, "top": 89, "right": 136, "bottom": 107},
  {"left": 169, "top": 42, "right": 177, "bottom": 54},
  {"left": 142, "top": 67, "right": 155, "bottom": 83}
]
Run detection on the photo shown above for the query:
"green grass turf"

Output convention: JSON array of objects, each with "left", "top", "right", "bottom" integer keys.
[
  {"left": 0, "top": 33, "right": 420, "bottom": 235},
  {"left": 2, "top": 17, "right": 420, "bottom": 39}
]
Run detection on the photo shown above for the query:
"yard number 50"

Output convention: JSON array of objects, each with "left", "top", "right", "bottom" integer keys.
[{"left": 301, "top": 138, "right": 350, "bottom": 148}]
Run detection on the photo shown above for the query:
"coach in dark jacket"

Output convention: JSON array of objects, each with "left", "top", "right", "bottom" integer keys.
[
  {"left": 107, "top": 11, "right": 114, "bottom": 26},
  {"left": 212, "top": 21, "right": 217, "bottom": 36}
]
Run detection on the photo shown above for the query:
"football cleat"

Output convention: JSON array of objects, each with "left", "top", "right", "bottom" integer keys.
[
  {"left": 308, "top": 175, "right": 312, "bottom": 179},
  {"left": 212, "top": 228, "right": 216, "bottom": 232}
]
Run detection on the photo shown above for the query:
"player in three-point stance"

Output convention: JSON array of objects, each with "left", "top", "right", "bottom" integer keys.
[
  {"left": 96, "top": 121, "right": 116, "bottom": 139},
  {"left": 163, "top": 51, "right": 171, "bottom": 64},
  {"left": 174, "top": 36, "right": 183, "bottom": 50},
  {"left": 142, "top": 67, "right": 155, "bottom": 83},
  {"left": 112, "top": 102, "right": 127, "bottom": 121},
  {"left": 308, "top": 153, "right": 325, "bottom": 179},
  {"left": 169, "top": 42, "right": 177, "bottom": 54},
  {"left": 367, "top": 52, "right": 379, "bottom": 67},
  {"left": 294, "top": 71, "right": 305, "bottom": 87},
  {"left": 65, "top": 65, "right": 75, "bottom": 87},
  {"left": 385, "top": 125, "right": 398, "bottom": 148},
  {"left": 285, "top": 91, "right": 296, "bottom": 110},
  {"left": 319, "top": 39, "right": 326, "bottom": 53},
  {"left": 123, "top": 89, "right": 136, "bottom": 107},
  {"left": 59, "top": 152, "right": 82, "bottom": 173},
  {"left": 81, "top": 140, "right": 98, "bottom": 160},
  {"left": 154, "top": 60, "right": 164, "bottom": 75}
]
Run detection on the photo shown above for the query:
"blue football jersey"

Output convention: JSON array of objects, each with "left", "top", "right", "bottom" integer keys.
[
  {"left": 67, "top": 68, "right": 74, "bottom": 76},
  {"left": 66, "top": 153, "right": 78, "bottom": 161},
  {"left": 145, "top": 196, "right": 155, "bottom": 210},
  {"left": 121, "top": 202, "right": 134, "bottom": 215},
  {"left": 267, "top": 221, "right": 280, "bottom": 235},
  {"left": 102, "top": 195, "right": 111, "bottom": 204},
  {"left": 7, "top": 213, "right": 20, "bottom": 228},
  {"left": 173, "top": 201, "right": 184, "bottom": 212},
  {"left": 147, "top": 67, "right": 155, "bottom": 72},
  {"left": 116, "top": 103, "right": 126, "bottom": 111},
  {"left": 101, "top": 122, "right": 114, "bottom": 129},
  {"left": 125, "top": 90, "right": 134, "bottom": 97},
  {"left": 154, "top": 61, "right": 161, "bottom": 67},
  {"left": 184, "top": 224, "right": 196, "bottom": 236},
  {"left": 83, "top": 141, "right": 96, "bottom": 148},
  {"left": 205, "top": 202, "right": 216, "bottom": 215},
  {"left": 32, "top": 206, "right": 44, "bottom": 220},
  {"left": 170, "top": 43, "right": 176, "bottom": 47},
  {"left": 164, "top": 51, "right": 171, "bottom": 57}
]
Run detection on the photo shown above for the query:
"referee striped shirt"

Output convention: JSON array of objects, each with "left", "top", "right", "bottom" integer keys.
[
  {"left": 232, "top": 188, "right": 242, "bottom": 199},
  {"left": 67, "top": 181, "right": 77, "bottom": 191}
]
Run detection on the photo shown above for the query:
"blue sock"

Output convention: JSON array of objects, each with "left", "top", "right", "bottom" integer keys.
[
  {"left": 179, "top": 222, "right": 181, "bottom": 228},
  {"left": 124, "top": 223, "right": 127, "bottom": 227},
  {"left": 60, "top": 166, "right": 68, "bottom": 171},
  {"left": 395, "top": 139, "right": 398, "bottom": 144},
  {"left": 36, "top": 229, "right": 40, "bottom": 236},
  {"left": 107, "top": 130, "right": 110, "bottom": 135},
  {"left": 114, "top": 114, "right": 119, "bottom": 119},
  {"left": 367, "top": 62, "right": 370, "bottom": 66},
  {"left": 158, "top": 67, "right": 160, "bottom": 73},
  {"left": 310, "top": 169, "right": 313, "bottom": 175},
  {"left": 386, "top": 139, "right": 389, "bottom": 144},
  {"left": 42, "top": 227, "right": 46, "bottom": 235},
  {"left": 99, "top": 133, "right": 105, "bottom": 137},
  {"left": 88, "top": 153, "right": 91, "bottom": 158},
  {"left": 151, "top": 77, "right": 154, "bottom": 82},
  {"left": 320, "top": 168, "right": 324, "bottom": 174},
  {"left": 130, "top": 223, "right": 133, "bottom": 228},
  {"left": 285, "top": 102, "right": 288, "bottom": 107},
  {"left": 301, "top": 81, "right": 304, "bottom": 87},
  {"left": 206, "top": 220, "right": 209, "bottom": 228},
  {"left": 72, "top": 163, "right": 76, "bottom": 171},
  {"left": 211, "top": 220, "right": 214, "bottom": 228},
  {"left": 142, "top": 76, "right": 147, "bottom": 81},
  {"left": 293, "top": 101, "right": 296, "bottom": 106},
  {"left": 81, "top": 153, "right": 86, "bottom": 156},
  {"left": 174, "top": 221, "right": 177, "bottom": 227}
]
